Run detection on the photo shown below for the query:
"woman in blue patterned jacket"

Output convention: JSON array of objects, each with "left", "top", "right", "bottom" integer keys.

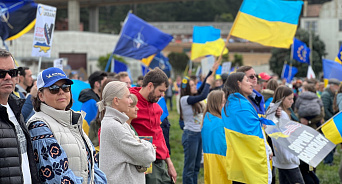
[{"left": 27, "top": 67, "right": 107, "bottom": 184}]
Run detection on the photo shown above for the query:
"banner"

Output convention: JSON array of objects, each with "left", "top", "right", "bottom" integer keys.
[
  {"left": 292, "top": 38, "right": 310, "bottom": 64},
  {"left": 265, "top": 102, "right": 335, "bottom": 167},
  {"left": 31, "top": 4, "right": 56, "bottom": 58},
  {"left": 221, "top": 62, "right": 232, "bottom": 74},
  {"left": 201, "top": 56, "right": 215, "bottom": 76}
]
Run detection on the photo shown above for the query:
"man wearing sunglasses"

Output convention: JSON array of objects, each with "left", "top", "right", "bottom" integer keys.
[{"left": 0, "top": 49, "right": 40, "bottom": 183}]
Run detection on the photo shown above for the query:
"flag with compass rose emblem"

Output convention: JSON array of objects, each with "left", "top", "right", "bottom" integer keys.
[
  {"left": 113, "top": 13, "right": 173, "bottom": 66},
  {"left": 0, "top": 0, "right": 37, "bottom": 42}
]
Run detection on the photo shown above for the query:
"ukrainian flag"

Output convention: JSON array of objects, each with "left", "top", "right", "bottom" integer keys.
[
  {"left": 231, "top": 0, "right": 303, "bottom": 48},
  {"left": 202, "top": 112, "right": 231, "bottom": 184},
  {"left": 0, "top": 1, "right": 37, "bottom": 42},
  {"left": 335, "top": 45, "right": 342, "bottom": 64},
  {"left": 191, "top": 26, "right": 228, "bottom": 61},
  {"left": 222, "top": 93, "right": 271, "bottom": 184},
  {"left": 322, "top": 112, "right": 342, "bottom": 144},
  {"left": 322, "top": 59, "right": 342, "bottom": 86}
]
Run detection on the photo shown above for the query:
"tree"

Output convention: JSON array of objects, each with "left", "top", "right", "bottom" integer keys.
[
  {"left": 168, "top": 52, "right": 189, "bottom": 75},
  {"left": 269, "top": 29, "right": 326, "bottom": 78},
  {"left": 97, "top": 54, "right": 127, "bottom": 71},
  {"left": 232, "top": 53, "right": 243, "bottom": 67}
]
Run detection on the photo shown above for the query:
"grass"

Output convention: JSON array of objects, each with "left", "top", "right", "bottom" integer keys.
[{"left": 167, "top": 96, "right": 341, "bottom": 184}]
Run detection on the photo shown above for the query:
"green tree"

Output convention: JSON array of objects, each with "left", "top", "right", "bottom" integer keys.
[
  {"left": 269, "top": 29, "right": 326, "bottom": 78},
  {"left": 97, "top": 54, "right": 127, "bottom": 71},
  {"left": 168, "top": 52, "right": 189, "bottom": 75},
  {"left": 232, "top": 53, "right": 243, "bottom": 67}
]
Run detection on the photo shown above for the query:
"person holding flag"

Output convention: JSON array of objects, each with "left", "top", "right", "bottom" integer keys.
[{"left": 222, "top": 72, "right": 273, "bottom": 184}]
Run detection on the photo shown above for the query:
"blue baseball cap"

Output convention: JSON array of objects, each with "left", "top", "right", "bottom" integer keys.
[{"left": 37, "top": 67, "right": 73, "bottom": 89}]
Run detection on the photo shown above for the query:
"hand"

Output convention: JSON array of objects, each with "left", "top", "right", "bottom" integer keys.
[
  {"left": 152, "top": 144, "right": 157, "bottom": 150},
  {"left": 300, "top": 118, "right": 309, "bottom": 125},
  {"left": 206, "top": 75, "right": 214, "bottom": 85},
  {"left": 30, "top": 82, "right": 38, "bottom": 98},
  {"left": 269, "top": 152, "right": 273, "bottom": 160},
  {"left": 165, "top": 158, "right": 177, "bottom": 183},
  {"left": 275, "top": 107, "right": 282, "bottom": 118},
  {"left": 211, "top": 60, "right": 220, "bottom": 72}
]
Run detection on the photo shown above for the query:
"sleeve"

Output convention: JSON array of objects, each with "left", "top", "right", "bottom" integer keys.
[
  {"left": 28, "top": 121, "right": 83, "bottom": 184},
  {"left": 90, "top": 141, "right": 107, "bottom": 184},
  {"left": 186, "top": 84, "right": 210, "bottom": 105},
  {"left": 21, "top": 94, "right": 34, "bottom": 122},
  {"left": 114, "top": 126, "right": 156, "bottom": 167},
  {"left": 321, "top": 93, "right": 333, "bottom": 120},
  {"left": 197, "top": 70, "right": 213, "bottom": 94}
]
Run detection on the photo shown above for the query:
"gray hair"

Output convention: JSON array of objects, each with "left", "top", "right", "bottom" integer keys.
[{"left": 97, "top": 81, "right": 128, "bottom": 112}]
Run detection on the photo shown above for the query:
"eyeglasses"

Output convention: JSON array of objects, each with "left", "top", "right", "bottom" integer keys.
[
  {"left": 248, "top": 74, "right": 257, "bottom": 80},
  {"left": 47, "top": 84, "right": 71, "bottom": 94},
  {"left": 0, "top": 69, "right": 18, "bottom": 78}
]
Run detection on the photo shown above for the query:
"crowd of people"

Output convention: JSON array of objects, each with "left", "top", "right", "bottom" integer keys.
[{"left": 1, "top": 47, "right": 342, "bottom": 184}]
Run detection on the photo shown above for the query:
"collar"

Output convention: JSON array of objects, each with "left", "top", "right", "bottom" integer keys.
[
  {"left": 104, "top": 106, "right": 129, "bottom": 124},
  {"left": 40, "top": 103, "right": 82, "bottom": 126}
]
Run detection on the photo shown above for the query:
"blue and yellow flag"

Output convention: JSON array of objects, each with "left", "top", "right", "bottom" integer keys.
[
  {"left": 0, "top": 1, "right": 37, "bottom": 42},
  {"left": 334, "top": 45, "right": 342, "bottom": 64},
  {"left": 113, "top": 13, "right": 173, "bottom": 66},
  {"left": 222, "top": 93, "right": 271, "bottom": 184},
  {"left": 292, "top": 38, "right": 310, "bottom": 64},
  {"left": 191, "top": 26, "right": 228, "bottom": 60},
  {"left": 231, "top": 0, "right": 303, "bottom": 48},
  {"left": 322, "top": 111, "right": 342, "bottom": 144},
  {"left": 322, "top": 59, "right": 342, "bottom": 86},
  {"left": 202, "top": 113, "right": 231, "bottom": 184}
]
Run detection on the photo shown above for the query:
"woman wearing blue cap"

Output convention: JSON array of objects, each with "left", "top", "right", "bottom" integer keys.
[{"left": 27, "top": 67, "right": 107, "bottom": 184}]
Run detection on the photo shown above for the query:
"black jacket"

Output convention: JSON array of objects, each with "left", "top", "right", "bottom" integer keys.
[
  {"left": 0, "top": 94, "right": 40, "bottom": 184},
  {"left": 78, "top": 88, "right": 100, "bottom": 103}
]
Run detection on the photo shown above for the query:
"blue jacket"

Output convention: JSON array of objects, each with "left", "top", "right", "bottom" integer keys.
[{"left": 248, "top": 89, "right": 265, "bottom": 116}]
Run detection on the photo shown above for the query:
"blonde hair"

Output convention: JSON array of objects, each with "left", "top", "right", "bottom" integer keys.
[
  {"left": 97, "top": 81, "right": 127, "bottom": 112},
  {"left": 130, "top": 94, "right": 138, "bottom": 107},
  {"left": 202, "top": 90, "right": 225, "bottom": 127}
]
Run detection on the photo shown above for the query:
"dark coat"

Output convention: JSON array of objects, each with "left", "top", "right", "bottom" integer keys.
[{"left": 0, "top": 94, "right": 40, "bottom": 184}]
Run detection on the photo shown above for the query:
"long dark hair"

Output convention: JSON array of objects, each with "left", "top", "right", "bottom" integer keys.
[
  {"left": 179, "top": 77, "right": 204, "bottom": 120},
  {"left": 222, "top": 72, "right": 246, "bottom": 115},
  {"left": 333, "top": 84, "right": 342, "bottom": 113},
  {"left": 272, "top": 85, "right": 293, "bottom": 117}
]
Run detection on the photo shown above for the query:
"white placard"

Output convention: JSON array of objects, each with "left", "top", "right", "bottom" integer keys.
[
  {"left": 201, "top": 56, "right": 215, "bottom": 76},
  {"left": 32, "top": 4, "right": 56, "bottom": 58},
  {"left": 53, "top": 58, "right": 63, "bottom": 70},
  {"left": 221, "top": 62, "right": 232, "bottom": 74}
]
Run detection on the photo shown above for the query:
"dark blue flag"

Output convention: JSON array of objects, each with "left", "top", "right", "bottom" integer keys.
[
  {"left": 113, "top": 13, "right": 173, "bottom": 65},
  {"left": 0, "top": 1, "right": 37, "bottom": 42},
  {"left": 292, "top": 38, "right": 310, "bottom": 64},
  {"left": 113, "top": 60, "right": 128, "bottom": 73},
  {"left": 281, "top": 64, "right": 298, "bottom": 83},
  {"left": 149, "top": 52, "right": 172, "bottom": 77}
]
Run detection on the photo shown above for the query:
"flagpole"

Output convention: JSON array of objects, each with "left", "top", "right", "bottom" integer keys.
[
  {"left": 309, "top": 21, "right": 313, "bottom": 68},
  {"left": 289, "top": 42, "right": 294, "bottom": 83},
  {"left": 37, "top": 57, "right": 42, "bottom": 74}
]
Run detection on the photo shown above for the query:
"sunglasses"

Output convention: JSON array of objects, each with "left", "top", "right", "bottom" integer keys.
[
  {"left": 248, "top": 74, "right": 258, "bottom": 80},
  {"left": 0, "top": 69, "right": 19, "bottom": 78},
  {"left": 47, "top": 84, "right": 71, "bottom": 94}
]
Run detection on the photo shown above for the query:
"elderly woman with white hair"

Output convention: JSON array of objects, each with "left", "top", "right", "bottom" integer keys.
[{"left": 98, "top": 81, "right": 156, "bottom": 184}]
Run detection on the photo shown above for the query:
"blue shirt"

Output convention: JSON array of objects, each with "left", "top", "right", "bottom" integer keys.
[{"left": 28, "top": 121, "right": 107, "bottom": 184}]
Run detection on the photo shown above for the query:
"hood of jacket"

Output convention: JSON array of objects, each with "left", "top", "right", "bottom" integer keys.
[
  {"left": 337, "top": 93, "right": 342, "bottom": 107},
  {"left": 261, "top": 89, "right": 274, "bottom": 101},
  {"left": 78, "top": 88, "right": 100, "bottom": 103},
  {"left": 298, "top": 91, "right": 318, "bottom": 100}
]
